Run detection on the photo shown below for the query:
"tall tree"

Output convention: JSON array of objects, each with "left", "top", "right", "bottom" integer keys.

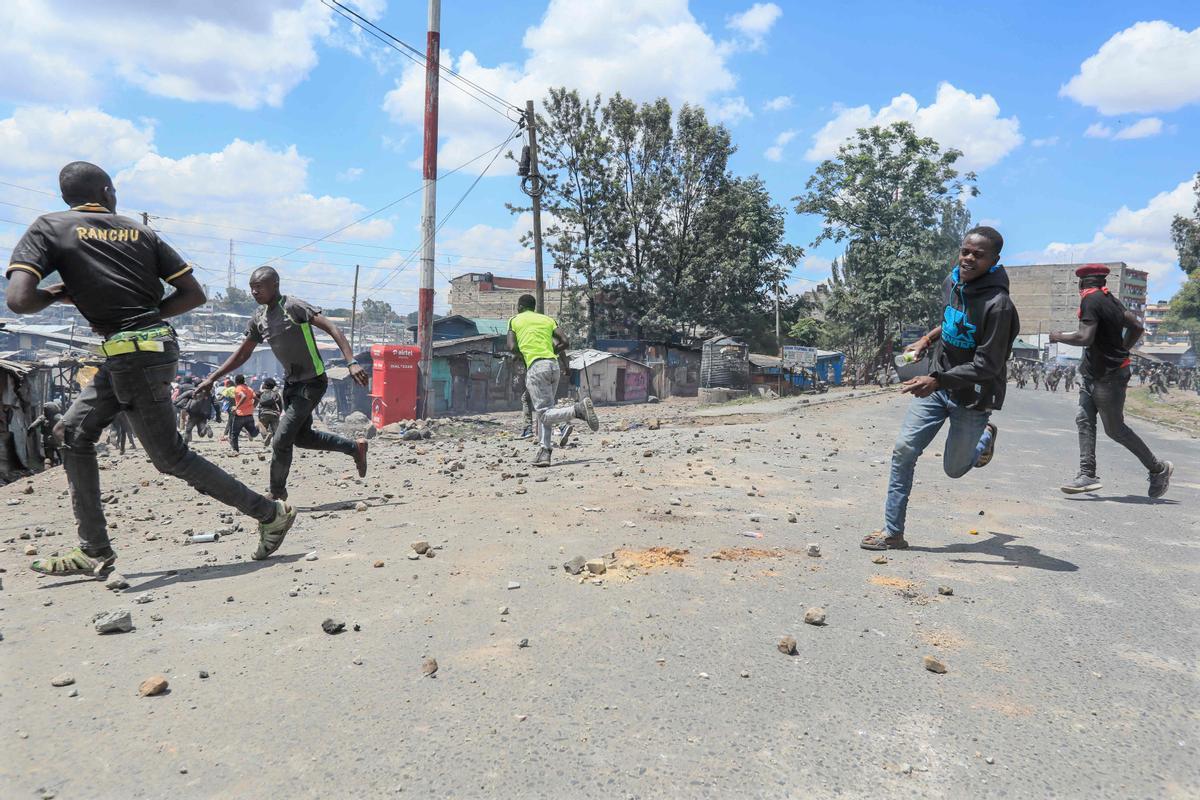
[
  {"left": 1165, "top": 171, "right": 1200, "bottom": 336},
  {"left": 793, "top": 121, "right": 975, "bottom": 366}
]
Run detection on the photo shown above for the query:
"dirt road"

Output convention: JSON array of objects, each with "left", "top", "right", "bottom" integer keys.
[{"left": 1, "top": 388, "right": 1196, "bottom": 799}]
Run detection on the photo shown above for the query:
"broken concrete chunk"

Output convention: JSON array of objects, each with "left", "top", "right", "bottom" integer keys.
[
  {"left": 804, "top": 607, "right": 826, "bottom": 626},
  {"left": 777, "top": 635, "right": 798, "bottom": 655},
  {"left": 585, "top": 559, "right": 607, "bottom": 575},
  {"left": 411, "top": 540, "right": 430, "bottom": 555},
  {"left": 93, "top": 609, "right": 133, "bottom": 634},
  {"left": 563, "top": 556, "right": 586, "bottom": 575},
  {"left": 923, "top": 655, "right": 947, "bottom": 674}
]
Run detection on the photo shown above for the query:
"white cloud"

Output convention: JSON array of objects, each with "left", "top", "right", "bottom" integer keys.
[
  {"left": 0, "top": 0, "right": 384, "bottom": 110},
  {"left": 1019, "top": 177, "right": 1193, "bottom": 288},
  {"left": 382, "top": 0, "right": 755, "bottom": 174},
  {"left": 1030, "top": 136, "right": 1059, "bottom": 147},
  {"left": 805, "top": 82, "right": 1023, "bottom": 172},
  {"left": 1060, "top": 21, "right": 1200, "bottom": 115},
  {"left": 337, "top": 167, "right": 365, "bottom": 182},
  {"left": 727, "top": 3, "right": 783, "bottom": 50},
  {"left": 713, "top": 97, "right": 753, "bottom": 124},
  {"left": 1113, "top": 117, "right": 1164, "bottom": 140},
  {"left": 0, "top": 107, "right": 156, "bottom": 175},
  {"left": 764, "top": 130, "right": 797, "bottom": 162},
  {"left": 763, "top": 95, "right": 793, "bottom": 112},
  {"left": 1084, "top": 117, "right": 1164, "bottom": 140}
]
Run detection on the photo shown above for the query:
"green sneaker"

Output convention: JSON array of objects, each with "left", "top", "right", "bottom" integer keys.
[
  {"left": 574, "top": 398, "right": 599, "bottom": 432},
  {"left": 30, "top": 546, "right": 116, "bottom": 578},
  {"left": 253, "top": 500, "right": 297, "bottom": 561}
]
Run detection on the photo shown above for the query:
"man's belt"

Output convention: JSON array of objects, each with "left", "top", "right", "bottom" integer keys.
[{"left": 101, "top": 325, "right": 174, "bottom": 356}]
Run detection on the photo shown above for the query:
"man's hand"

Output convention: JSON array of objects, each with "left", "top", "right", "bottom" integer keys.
[
  {"left": 900, "top": 375, "right": 940, "bottom": 397},
  {"left": 349, "top": 362, "right": 369, "bottom": 387},
  {"left": 1048, "top": 332, "right": 1061, "bottom": 344},
  {"left": 904, "top": 336, "right": 929, "bottom": 359},
  {"left": 194, "top": 378, "right": 215, "bottom": 395}
]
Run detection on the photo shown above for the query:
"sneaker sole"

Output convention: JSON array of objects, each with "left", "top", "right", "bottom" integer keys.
[
  {"left": 976, "top": 424, "right": 998, "bottom": 468},
  {"left": 253, "top": 504, "right": 297, "bottom": 561},
  {"left": 1061, "top": 482, "right": 1102, "bottom": 494},
  {"left": 582, "top": 399, "right": 599, "bottom": 432}
]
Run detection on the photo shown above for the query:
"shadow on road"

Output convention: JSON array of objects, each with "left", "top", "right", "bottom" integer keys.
[
  {"left": 122, "top": 552, "right": 307, "bottom": 592},
  {"left": 1063, "top": 494, "right": 1179, "bottom": 506},
  {"left": 298, "top": 497, "right": 407, "bottom": 512},
  {"left": 908, "top": 531, "right": 1078, "bottom": 572}
]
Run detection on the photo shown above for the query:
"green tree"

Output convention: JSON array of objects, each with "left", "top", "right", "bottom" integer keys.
[
  {"left": 360, "top": 298, "right": 399, "bottom": 325},
  {"left": 1170, "top": 172, "right": 1200, "bottom": 277},
  {"left": 1165, "top": 172, "right": 1200, "bottom": 339},
  {"left": 212, "top": 286, "right": 256, "bottom": 314},
  {"left": 788, "top": 317, "right": 824, "bottom": 346},
  {"left": 793, "top": 121, "right": 975, "bottom": 368}
]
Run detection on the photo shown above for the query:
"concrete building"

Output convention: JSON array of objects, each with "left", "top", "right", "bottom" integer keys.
[
  {"left": 447, "top": 273, "right": 569, "bottom": 319},
  {"left": 1005, "top": 262, "right": 1148, "bottom": 338}
]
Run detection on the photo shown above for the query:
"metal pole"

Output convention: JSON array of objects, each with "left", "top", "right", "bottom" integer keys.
[
  {"left": 417, "top": 0, "right": 441, "bottom": 418},
  {"left": 350, "top": 264, "right": 360, "bottom": 354},
  {"left": 525, "top": 99, "right": 545, "bottom": 312},
  {"left": 775, "top": 281, "right": 782, "bottom": 396}
]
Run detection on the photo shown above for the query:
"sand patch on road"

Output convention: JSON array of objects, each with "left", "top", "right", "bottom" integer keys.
[
  {"left": 918, "top": 627, "right": 970, "bottom": 651},
  {"left": 615, "top": 547, "right": 689, "bottom": 570},
  {"left": 710, "top": 547, "right": 785, "bottom": 561},
  {"left": 868, "top": 575, "right": 918, "bottom": 590}
]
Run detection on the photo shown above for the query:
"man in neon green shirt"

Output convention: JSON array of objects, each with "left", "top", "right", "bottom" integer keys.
[{"left": 507, "top": 294, "right": 599, "bottom": 467}]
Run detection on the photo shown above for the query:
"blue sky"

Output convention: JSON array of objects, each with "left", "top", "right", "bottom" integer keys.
[{"left": 1, "top": 0, "right": 1197, "bottom": 315}]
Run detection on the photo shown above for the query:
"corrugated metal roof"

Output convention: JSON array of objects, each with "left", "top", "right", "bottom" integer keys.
[
  {"left": 470, "top": 318, "right": 509, "bottom": 335},
  {"left": 567, "top": 349, "right": 651, "bottom": 370}
]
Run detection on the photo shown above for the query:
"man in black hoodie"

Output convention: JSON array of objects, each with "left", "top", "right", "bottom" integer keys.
[{"left": 862, "top": 227, "right": 1020, "bottom": 550}]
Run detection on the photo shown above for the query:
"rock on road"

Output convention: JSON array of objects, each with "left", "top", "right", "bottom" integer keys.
[{"left": 0, "top": 387, "right": 1196, "bottom": 799}]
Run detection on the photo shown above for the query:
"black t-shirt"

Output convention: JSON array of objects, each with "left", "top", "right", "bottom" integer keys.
[
  {"left": 6, "top": 204, "right": 192, "bottom": 336},
  {"left": 1079, "top": 289, "right": 1129, "bottom": 380}
]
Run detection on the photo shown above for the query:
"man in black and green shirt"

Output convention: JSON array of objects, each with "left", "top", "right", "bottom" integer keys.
[
  {"left": 4, "top": 161, "right": 296, "bottom": 576},
  {"left": 197, "top": 266, "right": 368, "bottom": 500}
]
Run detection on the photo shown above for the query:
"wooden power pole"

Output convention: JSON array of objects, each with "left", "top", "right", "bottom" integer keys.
[
  {"left": 349, "top": 264, "right": 360, "bottom": 354},
  {"left": 522, "top": 99, "right": 546, "bottom": 312}
]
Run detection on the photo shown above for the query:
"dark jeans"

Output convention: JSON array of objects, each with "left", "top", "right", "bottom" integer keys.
[
  {"left": 60, "top": 345, "right": 276, "bottom": 555},
  {"left": 271, "top": 376, "right": 355, "bottom": 497},
  {"left": 1076, "top": 367, "right": 1160, "bottom": 477},
  {"left": 230, "top": 414, "right": 259, "bottom": 452}
]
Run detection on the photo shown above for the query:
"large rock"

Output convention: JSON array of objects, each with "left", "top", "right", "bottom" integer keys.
[
  {"left": 345, "top": 411, "right": 370, "bottom": 427},
  {"left": 138, "top": 675, "right": 169, "bottom": 696},
  {"left": 93, "top": 609, "right": 133, "bottom": 634},
  {"left": 562, "top": 556, "right": 586, "bottom": 575}
]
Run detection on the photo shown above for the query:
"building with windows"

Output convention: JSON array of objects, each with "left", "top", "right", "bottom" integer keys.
[
  {"left": 447, "top": 273, "right": 571, "bottom": 319},
  {"left": 1005, "top": 262, "right": 1147, "bottom": 338}
]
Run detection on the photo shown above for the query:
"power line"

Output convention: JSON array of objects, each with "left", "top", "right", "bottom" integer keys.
[
  {"left": 322, "top": 0, "right": 522, "bottom": 122},
  {"left": 0, "top": 179, "right": 57, "bottom": 197}
]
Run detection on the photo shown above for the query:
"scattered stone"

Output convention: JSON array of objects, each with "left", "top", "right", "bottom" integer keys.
[
  {"left": 507, "top": 581, "right": 521, "bottom": 590},
  {"left": 421, "top": 657, "right": 438, "bottom": 677},
  {"left": 354, "top": 501, "right": 368, "bottom": 512},
  {"left": 93, "top": 609, "right": 133, "bottom": 634},
  {"left": 24, "top": 545, "right": 37, "bottom": 556},
  {"left": 50, "top": 673, "right": 75, "bottom": 687},
  {"left": 407, "top": 552, "right": 420, "bottom": 560},
  {"left": 804, "top": 607, "right": 826, "bottom": 626},
  {"left": 937, "top": 585, "right": 954, "bottom": 596},
  {"left": 411, "top": 540, "right": 430, "bottom": 555},
  {"left": 777, "top": 635, "right": 798, "bottom": 655},
  {"left": 424, "top": 549, "right": 435, "bottom": 559},
  {"left": 698, "top": 672, "right": 710, "bottom": 679},
  {"left": 787, "top": 513, "right": 798, "bottom": 523},
  {"left": 67, "top": 688, "right": 78, "bottom": 698},
  {"left": 321, "top": 618, "right": 346, "bottom": 635},
  {"left": 499, "top": 606, "right": 509, "bottom": 616},
  {"left": 806, "top": 544, "right": 821, "bottom": 558},
  {"left": 871, "top": 555, "right": 888, "bottom": 565},
  {"left": 305, "top": 552, "right": 318, "bottom": 562},
  {"left": 985, "top": 756, "right": 995, "bottom": 765},
  {"left": 900, "top": 763, "right": 913, "bottom": 775},
  {"left": 373, "top": 560, "right": 385, "bottom": 568},
  {"left": 104, "top": 574, "right": 129, "bottom": 590},
  {"left": 563, "top": 556, "right": 586, "bottom": 575},
  {"left": 923, "top": 655, "right": 947, "bottom": 674},
  {"left": 138, "top": 675, "right": 169, "bottom": 696},
  {"left": 739, "top": 670, "right": 750, "bottom": 678},
  {"left": 585, "top": 559, "right": 607, "bottom": 575},
  {"left": 199, "top": 670, "right": 209, "bottom": 679},
  {"left": 518, "top": 638, "right": 529, "bottom": 648}
]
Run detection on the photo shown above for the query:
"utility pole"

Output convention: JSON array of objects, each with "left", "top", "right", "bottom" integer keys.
[
  {"left": 775, "top": 281, "right": 783, "bottom": 396},
  {"left": 417, "top": 0, "right": 441, "bottom": 418},
  {"left": 521, "top": 99, "right": 546, "bottom": 312},
  {"left": 141, "top": 211, "right": 150, "bottom": 226},
  {"left": 349, "top": 264, "right": 360, "bottom": 354},
  {"left": 227, "top": 239, "right": 235, "bottom": 291}
]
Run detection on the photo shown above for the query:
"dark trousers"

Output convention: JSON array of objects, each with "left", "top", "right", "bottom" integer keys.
[
  {"left": 60, "top": 345, "right": 276, "bottom": 555},
  {"left": 270, "top": 376, "right": 355, "bottom": 497},
  {"left": 230, "top": 414, "right": 259, "bottom": 452},
  {"left": 1076, "top": 366, "right": 1160, "bottom": 478},
  {"left": 184, "top": 414, "right": 210, "bottom": 442}
]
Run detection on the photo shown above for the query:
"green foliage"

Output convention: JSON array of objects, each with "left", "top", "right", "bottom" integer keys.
[
  {"left": 787, "top": 316, "right": 824, "bottom": 346},
  {"left": 211, "top": 286, "right": 256, "bottom": 314},
  {"left": 793, "top": 122, "right": 974, "bottom": 371},
  {"left": 359, "top": 298, "right": 399, "bottom": 325},
  {"left": 1170, "top": 172, "right": 1200, "bottom": 277},
  {"left": 522, "top": 88, "right": 798, "bottom": 344}
]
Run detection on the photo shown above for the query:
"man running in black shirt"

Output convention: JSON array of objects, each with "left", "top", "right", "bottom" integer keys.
[
  {"left": 1051, "top": 263, "right": 1172, "bottom": 497},
  {"left": 196, "top": 267, "right": 368, "bottom": 500},
  {"left": 4, "top": 162, "right": 296, "bottom": 576}
]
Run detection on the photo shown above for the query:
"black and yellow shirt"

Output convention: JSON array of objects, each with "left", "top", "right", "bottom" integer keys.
[
  {"left": 246, "top": 296, "right": 327, "bottom": 383},
  {"left": 6, "top": 204, "right": 191, "bottom": 336}
]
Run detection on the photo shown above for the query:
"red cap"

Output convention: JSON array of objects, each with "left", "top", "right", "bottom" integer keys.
[{"left": 1075, "top": 263, "right": 1110, "bottom": 278}]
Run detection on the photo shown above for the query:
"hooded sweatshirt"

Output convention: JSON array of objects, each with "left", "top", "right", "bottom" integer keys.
[{"left": 929, "top": 264, "right": 1020, "bottom": 411}]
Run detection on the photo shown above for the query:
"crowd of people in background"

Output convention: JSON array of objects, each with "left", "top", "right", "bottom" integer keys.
[{"left": 167, "top": 372, "right": 288, "bottom": 451}]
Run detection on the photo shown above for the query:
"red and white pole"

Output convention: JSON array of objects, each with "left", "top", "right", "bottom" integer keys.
[{"left": 417, "top": 0, "right": 441, "bottom": 418}]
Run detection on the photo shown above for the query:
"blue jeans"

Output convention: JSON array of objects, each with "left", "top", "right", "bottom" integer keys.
[{"left": 884, "top": 390, "right": 991, "bottom": 536}]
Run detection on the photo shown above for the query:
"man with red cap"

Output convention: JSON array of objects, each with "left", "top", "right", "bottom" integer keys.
[{"left": 1051, "top": 263, "right": 1172, "bottom": 497}]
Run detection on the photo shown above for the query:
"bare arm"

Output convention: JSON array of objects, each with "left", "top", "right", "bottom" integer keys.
[
  {"left": 1049, "top": 321, "right": 1097, "bottom": 347},
  {"left": 159, "top": 273, "right": 207, "bottom": 319},
  {"left": 311, "top": 313, "right": 368, "bottom": 387},
  {"left": 195, "top": 338, "right": 257, "bottom": 392},
  {"left": 5, "top": 271, "right": 70, "bottom": 314},
  {"left": 1120, "top": 310, "right": 1144, "bottom": 351},
  {"left": 906, "top": 326, "right": 942, "bottom": 357},
  {"left": 552, "top": 329, "right": 569, "bottom": 353}
]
